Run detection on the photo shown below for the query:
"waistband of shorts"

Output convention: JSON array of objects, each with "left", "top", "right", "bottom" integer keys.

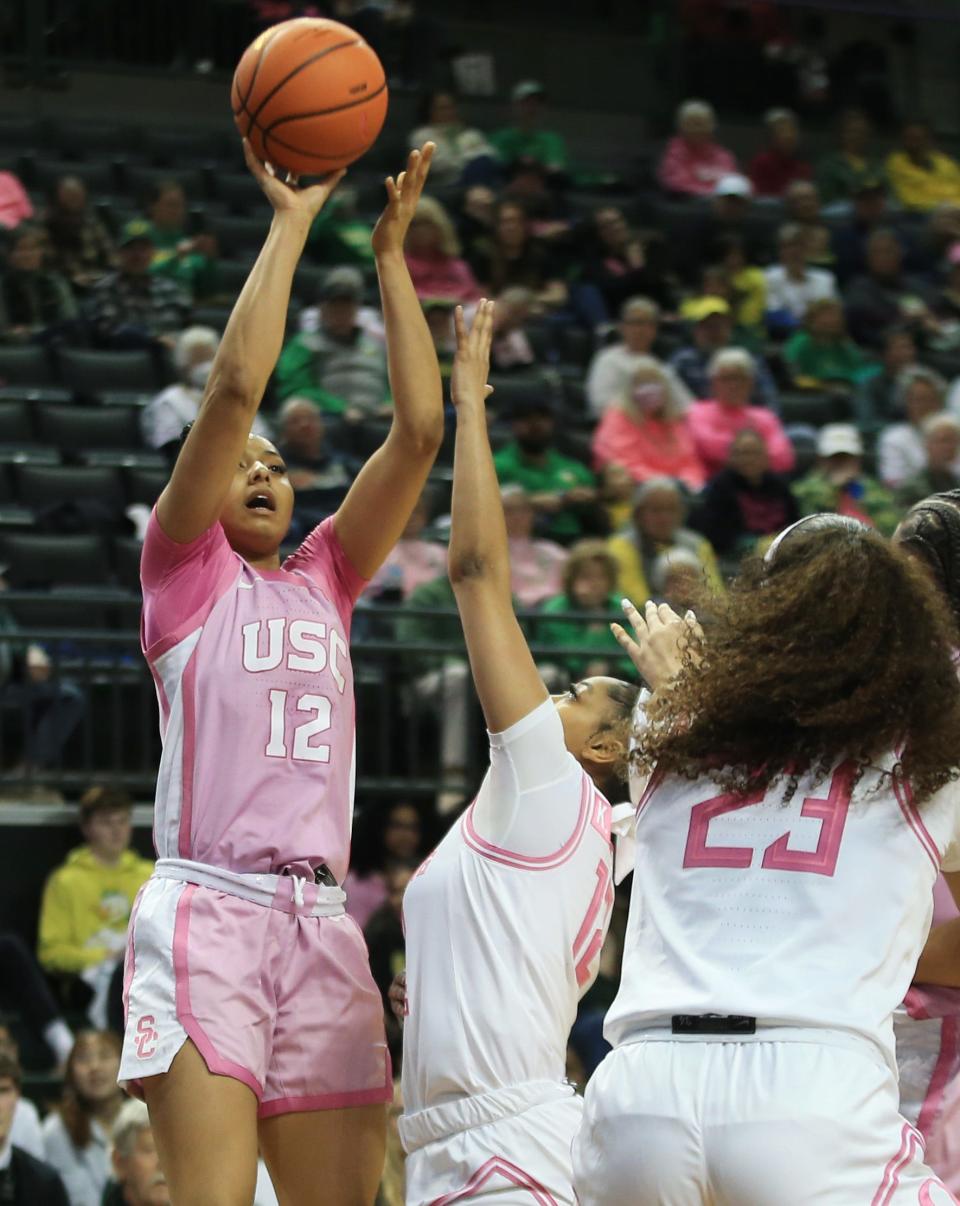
[
  {"left": 153, "top": 858, "right": 346, "bottom": 918},
  {"left": 617, "top": 1023, "right": 891, "bottom": 1070},
  {"left": 398, "top": 1080, "right": 574, "bottom": 1155}
]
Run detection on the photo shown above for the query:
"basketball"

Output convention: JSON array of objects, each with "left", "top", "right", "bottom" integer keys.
[{"left": 231, "top": 17, "right": 388, "bottom": 176}]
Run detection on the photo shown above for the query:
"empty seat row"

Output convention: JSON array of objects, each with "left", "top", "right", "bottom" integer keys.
[
  {"left": 0, "top": 399, "right": 146, "bottom": 453},
  {"left": 0, "top": 346, "right": 162, "bottom": 394},
  {"left": 0, "top": 462, "right": 167, "bottom": 512},
  {"left": 1, "top": 530, "right": 140, "bottom": 592}
]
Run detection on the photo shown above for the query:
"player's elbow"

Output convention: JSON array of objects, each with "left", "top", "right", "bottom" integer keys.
[
  {"left": 449, "top": 552, "right": 489, "bottom": 585},
  {"left": 393, "top": 410, "right": 445, "bottom": 457}
]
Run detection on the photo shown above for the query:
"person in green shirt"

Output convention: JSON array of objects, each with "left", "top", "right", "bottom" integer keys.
[
  {"left": 783, "top": 297, "right": 878, "bottom": 390},
  {"left": 816, "top": 108, "right": 886, "bottom": 207},
  {"left": 307, "top": 187, "right": 376, "bottom": 267},
  {"left": 493, "top": 397, "right": 598, "bottom": 543},
  {"left": 792, "top": 423, "right": 901, "bottom": 537},
  {"left": 489, "top": 81, "right": 567, "bottom": 178},
  {"left": 536, "top": 540, "right": 632, "bottom": 680},
  {"left": 143, "top": 179, "right": 219, "bottom": 302}
]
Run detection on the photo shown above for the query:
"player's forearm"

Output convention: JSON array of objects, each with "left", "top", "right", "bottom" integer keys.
[
  {"left": 375, "top": 249, "right": 444, "bottom": 450},
  {"left": 204, "top": 211, "right": 311, "bottom": 414},
  {"left": 449, "top": 395, "right": 510, "bottom": 594},
  {"left": 915, "top": 917, "right": 960, "bottom": 988}
]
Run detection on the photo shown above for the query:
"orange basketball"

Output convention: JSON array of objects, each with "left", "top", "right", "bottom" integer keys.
[{"left": 231, "top": 17, "right": 388, "bottom": 176}]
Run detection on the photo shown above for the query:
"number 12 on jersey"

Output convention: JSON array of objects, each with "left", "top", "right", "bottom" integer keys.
[
  {"left": 265, "top": 689, "right": 332, "bottom": 763},
  {"left": 683, "top": 763, "right": 855, "bottom": 877}
]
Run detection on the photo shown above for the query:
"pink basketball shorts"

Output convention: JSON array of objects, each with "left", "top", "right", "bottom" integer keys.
[{"left": 119, "top": 869, "right": 392, "bottom": 1117}]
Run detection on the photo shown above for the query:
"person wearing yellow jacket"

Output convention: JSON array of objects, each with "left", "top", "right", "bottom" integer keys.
[
  {"left": 886, "top": 119, "right": 960, "bottom": 213},
  {"left": 38, "top": 786, "right": 152, "bottom": 1025},
  {"left": 607, "top": 476, "right": 724, "bottom": 606}
]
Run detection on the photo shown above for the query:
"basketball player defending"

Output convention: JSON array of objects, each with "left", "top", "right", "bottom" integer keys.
[
  {"left": 398, "top": 302, "right": 639, "bottom": 1205},
  {"left": 119, "top": 143, "right": 442, "bottom": 1206},
  {"left": 575, "top": 514, "right": 960, "bottom": 1205}
]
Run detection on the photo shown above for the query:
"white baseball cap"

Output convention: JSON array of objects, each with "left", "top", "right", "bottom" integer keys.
[
  {"left": 817, "top": 423, "right": 864, "bottom": 458},
  {"left": 714, "top": 173, "right": 753, "bottom": 199}
]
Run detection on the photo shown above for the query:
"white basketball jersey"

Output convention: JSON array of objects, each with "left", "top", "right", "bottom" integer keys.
[
  {"left": 608, "top": 751, "right": 960, "bottom": 1069},
  {"left": 402, "top": 699, "right": 615, "bottom": 1115}
]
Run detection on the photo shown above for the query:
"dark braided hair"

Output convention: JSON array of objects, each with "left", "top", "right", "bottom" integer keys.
[{"left": 895, "top": 490, "right": 960, "bottom": 633}]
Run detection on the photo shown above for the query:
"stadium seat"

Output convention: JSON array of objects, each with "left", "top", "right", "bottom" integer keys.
[
  {"left": 487, "top": 374, "right": 556, "bottom": 416},
  {"left": 0, "top": 400, "right": 35, "bottom": 446},
  {"left": 140, "top": 127, "right": 219, "bottom": 167},
  {"left": 124, "top": 465, "right": 168, "bottom": 507},
  {"left": 2, "top": 532, "right": 111, "bottom": 588},
  {"left": 49, "top": 119, "right": 134, "bottom": 160},
  {"left": 13, "top": 464, "right": 125, "bottom": 512},
  {"left": 113, "top": 535, "right": 143, "bottom": 592},
  {"left": 0, "top": 116, "right": 46, "bottom": 151},
  {"left": 58, "top": 348, "right": 159, "bottom": 396},
  {"left": 215, "top": 259, "right": 253, "bottom": 297},
  {"left": 558, "top": 327, "right": 593, "bottom": 369},
  {"left": 190, "top": 305, "right": 232, "bottom": 334},
  {"left": 0, "top": 346, "right": 57, "bottom": 388},
  {"left": 121, "top": 165, "right": 207, "bottom": 205},
  {"left": 293, "top": 265, "right": 327, "bottom": 306},
  {"left": 214, "top": 172, "right": 269, "bottom": 214},
  {"left": 779, "top": 391, "right": 850, "bottom": 428},
  {"left": 209, "top": 213, "right": 272, "bottom": 257},
  {"left": 37, "top": 404, "right": 142, "bottom": 453},
  {"left": 33, "top": 159, "right": 117, "bottom": 196}
]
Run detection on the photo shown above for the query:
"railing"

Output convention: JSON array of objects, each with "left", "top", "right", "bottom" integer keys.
[{"left": 0, "top": 591, "right": 636, "bottom": 805}]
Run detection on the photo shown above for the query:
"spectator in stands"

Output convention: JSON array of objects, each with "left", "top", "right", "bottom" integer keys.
[
  {"left": 792, "top": 423, "right": 899, "bottom": 535},
  {"left": 0, "top": 961, "right": 73, "bottom": 1078},
  {"left": 42, "top": 1030, "right": 123, "bottom": 1206},
  {"left": 683, "top": 174, "right": 770, "bottom": 278},
  {"left": 749, "top": 109, "right": 813, "bottom": 198},
  {"left": 0, "top": 223, "right": 79, "bottom": 345},
  {"left": 501, "top": 485, "right": 567, "bottom": 606},
  {"left": 403, "top": 197, "right": 481, "bottom": 303},
  {"left": 853, "top": 326, "right": 917, "bottom": 434},
  {"left": 843, "top": 227, "right": 937, "bottom": 350},
  {"left": 408, "top": 90, "right": 499, "bottom": 191},
  {"left": 586, "top": 297, "right": 693, "bottom": 417},
  {"left": 142, "top": 326, "right": 267, "bottom": 458},
  {"left": 608, "top": 477, "right": 722, "bottom": 606},
  {"left": 275, "top": 265, "right": 391, "bottom": 419},
  {"left": 38, "top": 786, "right": 153, "bottom": 1029},
  {"left": 763, "top": 223, "right": 837, "bottom": 336},
  {"left": 100, "top": 1099, "right": 169, "bottom": 1206},
  {"left": 783, "top": 297, "right": 875, "bottom": 391},
  {"left": 878, "top": 366, "right": 950, "bottom": 489},
  {"left": 536, "top": 541, "right": 627, "bottom": 680},
  {"left": 933, "top": 240, "right": 960, "bottom": 324},
  {"left": 688, "top": 348, "right": 795, "bottom": 477},
  {"left": 365, "top": 865, "right": 412, "bottom": 1011},
  {"left": 896, "top": 413, "right": 960, "bottom": 507},
  {"left": 599, "top": 462, "right": 634, "bottom": 532},
  {"left": 489, "top": 81, "right": 567, "bottom": 180},
  {"left": 274, "top": 396, "right": 356, "bottom": 532},
  {"left": 0, "top": 1051, "right": 68, "bottom": 1205},
  {"left": 581, "top": 207, "right": 673, "bottom": 316},
  {"left": 831, "top": 177, "right": 893, "bottom": 285},
  {"left": 43, "top": 176, "right": 116, "bottom": 291},
  {"left": 784, "top": 180, "right": 833, "bottom": 268},
  {"left": 689, "top": 429, "right": 799, "bottom": 560},
  {"left": 0, "top": 169, "right": 32, "bottom": 231},
  {"left": 142, "top": 179, "right": 218, "bottom": 302},
  {"left": 669, "top": 297, "right": 780, "bottom": 410},
  {"left": 591, "top": 356, "right": 704, "bottom": 490},
  {"left": 886, "top": 119, "right": 960, "bottom": 214},
  {"left": 816, "top": 108, "right": 885, "bottom": 208},
  {"left": 456, "top": 184, "right": 497, "bottom": 266},
  {"left": 657, "top": 99, "right": 738, "bottom": 197},
  {"left": 0, "top": 1024, "right": 42, "bottom": 1159},
  {"left": 422, "top": 296, "right": 456, "bottom": 379},
  {"left": 365, "top": 484, "right": 445, "bottom": 601},
  {"left": 87, "top": 221, "right": 189, "bottom": 351},
  {"left": 469, "top": 200, "right": 567, "bottom": 313},
  {"left": 493, "top": 395, "right": 598, "bottom": 543},
  {"left": 488, "top": 287, "right": 538, "bottom": 373},
  {"left": 0, "top": 598, "right": 85, "bottom": 779},
  {"left": 713, "top": 234, "right": 767, "bottom": 338},
  {"left": 649, "top": 547, "right": 705, "bottom": 614},
  {"left": 343, "top": 801, "right": 423, "bottom": 931}
]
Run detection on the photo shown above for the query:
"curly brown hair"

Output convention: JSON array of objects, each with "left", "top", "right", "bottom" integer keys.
[{"left": 635, "top": 518, "right": 960, "bottom": 803}]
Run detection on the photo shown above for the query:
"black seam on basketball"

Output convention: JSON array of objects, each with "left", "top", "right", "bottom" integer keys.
[
  {"left": 238, "top": 26, "right": 277, "bottom": 113},
  {"left": 260, "top": 126, "right": 371, "bottom": 160},
  {"left": 248, "top": 38, "right": 360, "bottom": 127},
  {"left": 264, "top": 79, "right": 387, "bottom": 130}
]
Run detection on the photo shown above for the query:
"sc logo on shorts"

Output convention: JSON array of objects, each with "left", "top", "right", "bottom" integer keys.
[{"left": 135, "top": 1015, "right": 159, "bottom": 1059}]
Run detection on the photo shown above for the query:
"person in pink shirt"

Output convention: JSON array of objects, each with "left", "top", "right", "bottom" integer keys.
[
  {"left": 364, "top": 484, "right": 446, "bottom": 600},
  {"left": 404, "top": 195, "right": 482, "bottom": 303},
  {"left": 118, "top": 143, "right": 445, "bottom": 1205},
  {"left": 657, "top": 100, "right": 738, "bottom": 198},
  {"left": 0, "top": 171, "right": 33, "bottom": 230},
  {"left": 592, "top": 355, "right": 706, "bottom": 491},
  {"left": 688, "top": 347, "right": 795, "bottom": 477},
  {"left": 501, "top": 484, "right": 567, "bottom": 606}
]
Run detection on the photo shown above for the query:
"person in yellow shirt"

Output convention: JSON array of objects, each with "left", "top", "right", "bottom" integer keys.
[
  {"left": 38, "top": 786, "right": 153, "bottom": 1027},
  {"left": 886, "top": 119, "right": 960, "bottom": 213},
  {"left": 608, "top": 477, "right": 723, "bottom": 607}
]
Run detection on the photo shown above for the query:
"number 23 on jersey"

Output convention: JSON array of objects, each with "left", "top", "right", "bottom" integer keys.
[{"left": 683, "top": 762, "right": 856, "bottom": 877}]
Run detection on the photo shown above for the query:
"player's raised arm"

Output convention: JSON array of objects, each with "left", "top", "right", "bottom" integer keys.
[
  {"left": 157, "top": 141, "right": 343, "bottom": 544},
  {"left": 332, "top": 144, "right": 445, "bottom": 578},
  {"left": 447, "top": 302, "right": 550, "bottom": 733}
]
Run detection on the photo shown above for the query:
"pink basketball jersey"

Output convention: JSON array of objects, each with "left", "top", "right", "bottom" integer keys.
[{"left": 141, "top": 511, "right": 365, "bottom": 879}]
